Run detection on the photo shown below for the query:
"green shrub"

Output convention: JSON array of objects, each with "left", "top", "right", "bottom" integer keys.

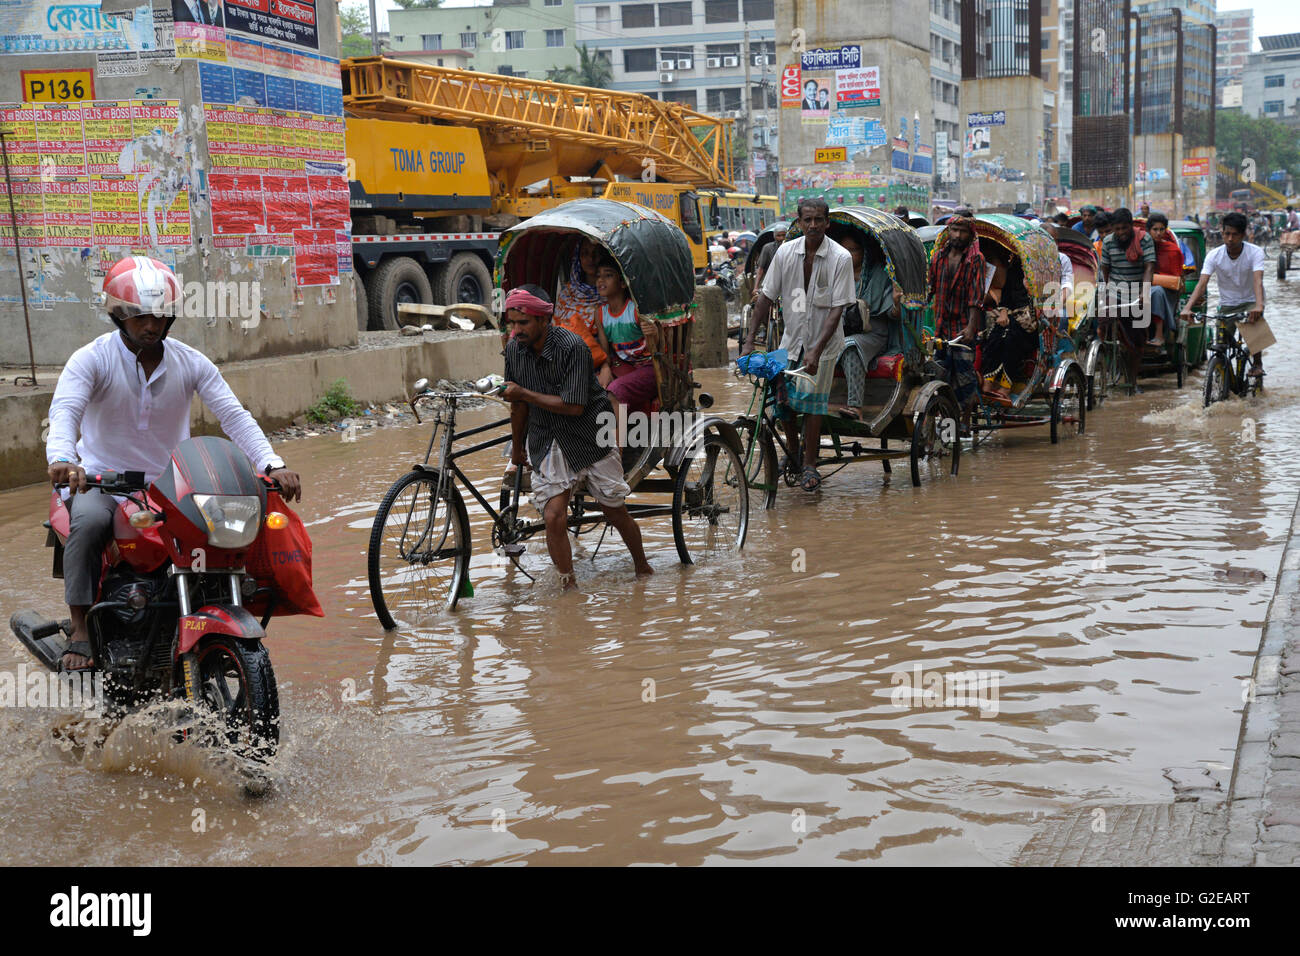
[{"left": 306, "top": 378, "right": 361, "bottom": 423}]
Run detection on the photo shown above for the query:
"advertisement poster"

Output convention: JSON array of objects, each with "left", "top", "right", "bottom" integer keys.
[
  {"left": 967, "top": 110, "right": 1006, "bottom": 127},
  {"left": 130, "top": 100, "right": 179, "bottom": 175},
  {"left": 835, "top": 67, "right": 880, "bottom": 109},
  {"left": 35, "top": 103, "right": 86, "bottom": 176},
  {"left": 224, "top": 0, "right": 320, "bottom": 51},
  {"left": 0, "top": 104, "right": 40, "bottom": 175},
  {"left": 0, "top": 1, "right": 157, "bottom": 54},
  {"left": 800, "top": 77, "right": 831, "bottom": 120},
  {"left": 780, "top": 65, "right": 802, "bottom": 108},
  {"left": 42, "top": 177, "right": 92, "bottom": 247},
  {"left": 292, "top": 227, "right": 338, "bottom": 286},
  {"left": 91, "top": 175, "right": 141, "bottom": 245},
  {"left": 262, "top": 174, "right": 310, "bottom": 232},
  {"left": 143, "top": 187, "right": 191, "bottom": 246},
  {"left": 800, "top": 45, "right": 861, "bottom": 71},
  {"left": 209, "top": 172, "right": 265, "bottom": 234},
  {"left": 965, "top": 126, "right": 991, "bottom": 157},
  {"left": 307, "top": 174, "right": 349, "bottom": 229},
  {"left": 83, "top": 100, "right": 133, "bottom": 175},
  {"left": 0, "top": 177, "right": 43, "bottom": 245},
  {"left": 175, "top": 22, "right": 228, "bottom": 61}
]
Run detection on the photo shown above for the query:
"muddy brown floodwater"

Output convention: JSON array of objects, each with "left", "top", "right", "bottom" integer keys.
[{"left": 1, "top": 273, "right": 1298, "bottom": 865}]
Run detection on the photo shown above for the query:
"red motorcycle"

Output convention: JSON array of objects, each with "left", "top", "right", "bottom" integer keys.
[{"left": 10, "top": 435, "right": 292, "bottom": 758}]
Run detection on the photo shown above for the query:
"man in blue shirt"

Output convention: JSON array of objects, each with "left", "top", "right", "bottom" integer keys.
[{"left": 1072, "top": 206, "right": 1097, "bottom": 240}]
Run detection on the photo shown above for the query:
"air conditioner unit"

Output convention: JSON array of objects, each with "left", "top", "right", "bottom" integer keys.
[
  {"left": 753, "top": 54, "right": 771, "bottom": 66},
  {"left": 659, "top": 59, "right": 675, "bottom": 71},
  {"left": 723, "top": 55, "right": 739, "bottom": 67},
  {"left": 706, "top": 57, "right": 722, "bottom": 68},
  {"left": 660, "top": 71, "right": 674, "bottom": 83},
  {"left": 677, "top": 59, "right": 692, "bottom": 70}
]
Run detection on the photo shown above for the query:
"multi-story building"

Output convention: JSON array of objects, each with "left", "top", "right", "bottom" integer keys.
[
  {"left": 1039, "top": 0, "right": 1061, "bottom": 199},
  {"left": 573, "top": 0, "right": 778, "bottom": 190},
  {"left": 388, "top": 0, "right": 581, "bottom": 79},
  {"left": 1215, "top": 8, "right": 1253, "bottom": 96},
  {"left": 958, "top": 0, "right": 1048, "bottom": 210},
  {"left": 1056, "top": 0, "right": 1073, "bottom": 197},
  {"left": 1242, "top": 33, "right": 1300, "bottom": 132},
  {"left": 929, "top": 0, "right": 962, "bottom": 198}
]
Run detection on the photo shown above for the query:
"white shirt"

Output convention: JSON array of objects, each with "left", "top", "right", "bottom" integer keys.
[
  {"left": 47, "top": 332, "right": 281, "bottom": 483},
  {"left": 760, "top": 234, "right": 856, "bottom": 358},
  {"left": 1201, "top": 242, "right": 1264, "bottom": 309}
]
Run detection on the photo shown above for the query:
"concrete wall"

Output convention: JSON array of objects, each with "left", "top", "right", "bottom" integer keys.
[
  {"left": 776, "top": 0, "right": 934, "bottom": 215},
  {"left": 0, "top": 331, "right": 503, "bottom": 491},
  {"left": 1133, "top": 133, "right": 1184, "bottom": 216},
  {"left": 689, "top": 284, "right": 727, "bottom": 369},
  {"left": 0, "top": 0, "right": 357, "bottom": 369},
  {"left": 959, "top": 76, "right": 1046, "bottom": 210}
]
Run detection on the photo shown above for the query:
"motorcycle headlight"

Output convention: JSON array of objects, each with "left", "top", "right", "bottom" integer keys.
[{"left": 193, "top": 494, "right": 262, "bottom": 549}]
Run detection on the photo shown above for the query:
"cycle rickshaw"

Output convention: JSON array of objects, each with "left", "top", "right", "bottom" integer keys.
[
  {"left": 932, "top": 214, "right": 1087, "bottom": 445},
  {"left": 365, "top": 199, "right": 749, "bottom": 626},
  {"left": 734, "top": 205, "right": 961, "bottom": 504}
]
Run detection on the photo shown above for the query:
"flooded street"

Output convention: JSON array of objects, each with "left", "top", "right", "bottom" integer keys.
[{"left": 2, "top": 273, "right": 1299, "bottom": 866}]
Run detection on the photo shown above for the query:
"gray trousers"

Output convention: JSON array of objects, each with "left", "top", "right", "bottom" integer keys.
[
  {"left": 63, "top": 489, "right": 119, "bottom": 606},
  {"left": 840, "top": 319, "right": 891, "bottom": 409}
]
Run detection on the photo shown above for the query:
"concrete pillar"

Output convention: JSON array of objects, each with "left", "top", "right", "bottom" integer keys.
[{"left": 690, "top": 285, "right": 728, "bottom": 369}]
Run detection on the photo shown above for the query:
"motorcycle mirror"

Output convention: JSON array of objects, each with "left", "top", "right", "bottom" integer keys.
[{"left": 413, "top": 377, "right": 429, "bottom": 392}]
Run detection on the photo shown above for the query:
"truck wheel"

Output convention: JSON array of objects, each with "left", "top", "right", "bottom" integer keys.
[
  {"left": 436, "top": 252, "right": 492, "bottom": 308},
  {"left": 369, "top": 256, "right": 431, "bottom": 331},
  {"left": 353, "top": 272, "right": 369, "bottom": 331}
]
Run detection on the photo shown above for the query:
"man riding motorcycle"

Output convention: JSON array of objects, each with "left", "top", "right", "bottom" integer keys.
[{"left": 45, "top": 256, "right": 302, "bottom": 671}]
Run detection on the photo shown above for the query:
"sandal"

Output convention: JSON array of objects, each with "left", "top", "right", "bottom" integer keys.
[
  {"left": 799, "top": 466, "right": 823, "bottom": 492},
  {"left": 59, "top": 641, "right": 93, "bottom": 672}
]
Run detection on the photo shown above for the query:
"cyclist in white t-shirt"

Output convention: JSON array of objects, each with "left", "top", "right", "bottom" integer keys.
[{"left": 1181, "top": 211, "right": 1267, "bottom": 379}]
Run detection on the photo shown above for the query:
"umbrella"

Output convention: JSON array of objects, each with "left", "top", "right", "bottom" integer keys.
[{"left": 736, "top": 231, "right": 758, "bottom": 242}]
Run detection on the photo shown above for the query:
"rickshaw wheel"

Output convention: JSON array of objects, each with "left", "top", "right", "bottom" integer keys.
[
  {"left": 672, "top": 432, "right": 749, "bottom": 565},
  {"left": 734, "top": 415, "right": 778, "bottom": 510},
  {"left": 368, "top": 469, "right": 471, "bottom": 628},
  {"left": 1050, "top": 367, "right": 1087, "bottom": 444},
  {"left": 909, "top": 393, "right": 961, "bottom": 487},
  {"left": 1175, "top": 341, "right": 1187, "bottom": 389}
]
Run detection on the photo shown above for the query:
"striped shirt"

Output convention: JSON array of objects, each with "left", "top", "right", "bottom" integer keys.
[
  {"left": 1100, "top": 231, "right": 1154, "bottom": 290},
  {"left": 602, "top": 300, "right": 649, "bottom": 363},
  {"left": 504, "top": 325, "right": 612, "bottom": 472}
]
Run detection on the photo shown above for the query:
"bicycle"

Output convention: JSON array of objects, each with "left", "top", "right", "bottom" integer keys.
[{"left": 1198, "top": 311, "right": 1265, "bottom": 408}]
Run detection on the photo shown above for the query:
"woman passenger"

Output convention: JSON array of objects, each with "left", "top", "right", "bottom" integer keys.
[
  {"left": 980, "top": 243, "right": 1038, "bottom": 399},
  {"left": 553, "top": 238, "right": 612, "bottom": 385},
  {"left": 835, "top": 231, "right": 901, "bottom": 418}
]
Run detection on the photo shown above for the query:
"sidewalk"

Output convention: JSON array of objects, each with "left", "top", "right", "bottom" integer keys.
[{"left": 1221, "top": 489, "right": 1300, "bottom": 865}]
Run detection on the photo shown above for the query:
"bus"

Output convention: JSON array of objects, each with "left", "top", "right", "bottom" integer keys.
[{"left": 705, "top": 192, "right": 781, "bottom": 235}]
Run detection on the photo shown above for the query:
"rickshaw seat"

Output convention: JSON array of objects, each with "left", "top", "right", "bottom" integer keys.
[{"left": 866, "top": 352, "right": 904, "bottom": 380}]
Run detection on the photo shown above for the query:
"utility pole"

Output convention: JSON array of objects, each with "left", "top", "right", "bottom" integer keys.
[
  {"left": 369, "top": 0, "right": 380, "bottom": 56},
  {"left": 742, "top": 22, "right": 753, "bottom": 193}
]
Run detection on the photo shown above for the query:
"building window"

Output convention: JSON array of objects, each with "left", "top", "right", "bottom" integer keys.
[
  {"left": 704, "top": 0, "right": 738, "bottom": 24},
  {"left": 546, "top": 29, "right": 564, "bottom": 47},
  {"left": 544, "top": 0, "right": 562, "bottom": 5},
  {"left": 661, "top": 46, "right": 694, "bottom": 67},
  {"left": 594, "top": 5, "right": 611, "bottom": 28},
  {"left": 706, "top": 87, "right": 742, "bottom": 112},
  {"left": 499, "top": 65, "right": 514, "bottom": 76},
  {"left": 624, "top": 48, "right": 658, "bottom": 72},
  {"left": 622, "top": 4, "right": 655, "bottom": 28},
  {"left": 460, "top": 32, "right": 477, "bottom": 50},
  {"left": 659, "top": 2, "right": 691, "bottom": 26},
  {"left": 743, "top": 0, "right": 773, "bottom": 20},
  {"left": 1264, "top": 74, "right": 1285, "bottom": 88},
  {"left": 421, "top": 34, "right": 442, "bottom": 49},
  {"left": 1263, "top": 100, "right": 1283, "bottom": 114},
  {"left": 506, "top": 30, "right": 525, "bottom": 50},
  {"left": 664, "top": 89, "right": 698, "bottom": 108}
]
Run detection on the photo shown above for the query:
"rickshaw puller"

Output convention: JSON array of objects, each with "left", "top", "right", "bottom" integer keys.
[{"left": 501, "top": 285, "right": 653, "bottom": 589}]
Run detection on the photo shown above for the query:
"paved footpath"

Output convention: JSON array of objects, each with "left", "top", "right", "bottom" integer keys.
[
  {"left": 1221, "top": 490, "right": 1300, "bottom": 865},
  {"left": 1019, "top": 491, "right": 1300, "bottom": 866}
]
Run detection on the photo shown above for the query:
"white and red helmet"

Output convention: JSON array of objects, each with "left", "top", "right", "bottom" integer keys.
[{"left": 101, "top": 256, "right": 182, "bottom": 329}]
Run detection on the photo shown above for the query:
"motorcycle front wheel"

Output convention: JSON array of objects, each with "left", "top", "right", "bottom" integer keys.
[{"left": 191, "top": 636, "right": 280, "bottom": 759}]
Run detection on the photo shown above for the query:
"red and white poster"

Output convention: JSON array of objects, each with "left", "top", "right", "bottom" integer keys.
[
  {"left": 293, "top": 227, "right": 338, "bottom": 286},
  {"left": 307, "top": 174, "right": 348, "bottom": 229},
  {"left": 780, "top": 65, "right": 802, "bottom": 108},
  {"left": 209, "top": 172, "right": 265, "bottom": 234},
  {"left": 262, "top": 174, "right": 311, "bottom": 232}
]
